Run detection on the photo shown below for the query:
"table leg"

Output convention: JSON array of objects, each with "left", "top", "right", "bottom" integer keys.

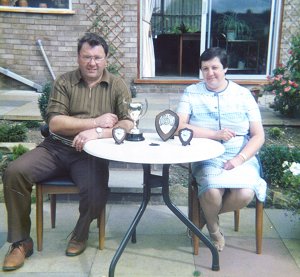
[
  {"left": 108, "top": 171, "right": 151, "bottom": 277},
  {"left": 108, "top": 163, "right": 219, "bottom": 277},
  {"left": 160, "top": 164, "right": 220, "bottom": 271}
]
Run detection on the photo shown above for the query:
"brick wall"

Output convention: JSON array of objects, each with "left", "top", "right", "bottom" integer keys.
[
  {"left": 0, "top": 0, "right": 299, "bottom": 92},
  {"left": 280, "top": 0, "right": 300, "bottom": 65},
  {"left": 0, "top": 0, "right": 138, "bottom": 88}
]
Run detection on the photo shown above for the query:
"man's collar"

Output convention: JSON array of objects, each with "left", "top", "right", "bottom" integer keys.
[{"left": 71, "top": 68, "right": 110, "bottom": 86}]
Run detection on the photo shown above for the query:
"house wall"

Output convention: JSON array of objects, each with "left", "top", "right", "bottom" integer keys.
[
  {"left": 0, "top": 0, "right": 138, "bottom": 89},
  {"left": 280, "top": 0, "right": 300, "bottom": 64},
  {"left": 0, "top": 0, "right": 299, "bottom": 94}
]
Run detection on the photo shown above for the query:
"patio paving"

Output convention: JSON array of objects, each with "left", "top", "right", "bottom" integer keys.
[
  {"left": 0, "top": 89, "right": 300, "bottom": 276},
  {"left": 0, "top": 202, "right": 299, "bottom": 277}
]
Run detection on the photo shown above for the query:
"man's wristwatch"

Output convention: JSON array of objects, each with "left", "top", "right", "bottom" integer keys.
[{"left": 95, "top": 127, "right": 103, "bottom": 139}]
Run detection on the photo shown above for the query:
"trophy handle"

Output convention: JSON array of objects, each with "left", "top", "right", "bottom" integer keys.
[{"left": 140, "top": 98, "right": 148, "bottom": 119}]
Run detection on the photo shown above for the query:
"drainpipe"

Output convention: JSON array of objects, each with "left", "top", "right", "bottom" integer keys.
[{"left": 36, "top": 39, "right": 56, "bottom": 80}]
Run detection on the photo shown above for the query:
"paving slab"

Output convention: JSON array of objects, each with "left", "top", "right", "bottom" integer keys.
[
  {"left": 0, "top": 90, "right": 300, "bottom": 276},
  {"left": 1, "top": 202, "right": 300, "bottom": 277},
  {"left": 1, "top": 90, "right": 299, "bottom": 128},
  {"left": 194, "top": 237, "right": 300, "bottom": 277},
  {"left": 0, "top": 90, "right": 42, "bottom": 121},
  {"left": 91, "top": 234, "right": 195, "bottom": 277}
]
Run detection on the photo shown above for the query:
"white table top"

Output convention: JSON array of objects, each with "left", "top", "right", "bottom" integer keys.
[{"left": 84, "top": 133, "right": 224, "bottom": 165}]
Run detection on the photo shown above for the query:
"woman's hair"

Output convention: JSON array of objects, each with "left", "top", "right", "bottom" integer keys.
[
  {"left": 199, "top": 47, "right": 228, "bottom": 69},
  {"left": 77, "top": 33, "right": 109, "bottom": 56}
]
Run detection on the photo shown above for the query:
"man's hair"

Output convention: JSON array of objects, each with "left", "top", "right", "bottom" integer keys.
[
  {"left": 77, "top": 33, "right": 109, "bottom": 56},
  {"left": 199, "top": 47, "right": 228, "bottom": 69}
]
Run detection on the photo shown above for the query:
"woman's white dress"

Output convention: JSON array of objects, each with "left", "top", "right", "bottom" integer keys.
[{"left": 177, "top": 81, "right": 267, "bottom": 202}]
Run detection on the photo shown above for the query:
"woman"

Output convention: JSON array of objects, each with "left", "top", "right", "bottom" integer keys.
[{"left": 176, "top": 47, "right": 266, "bottom": 251}]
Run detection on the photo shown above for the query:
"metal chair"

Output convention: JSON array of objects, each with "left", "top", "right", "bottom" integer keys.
[
  {"left": 188, "top": 166, "right": 264, "bottom": 255},
  {"left": 35, "top": 177, "right": 106, "bottom": 251}
]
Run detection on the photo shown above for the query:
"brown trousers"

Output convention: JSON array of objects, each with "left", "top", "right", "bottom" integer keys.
[{"left": 2, "top": 137, "right": 109, "bottom": 243}]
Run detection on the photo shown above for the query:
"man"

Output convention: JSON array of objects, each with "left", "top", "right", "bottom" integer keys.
[{"left": 2, "top": 32, "right": 133, "bottom": 271}]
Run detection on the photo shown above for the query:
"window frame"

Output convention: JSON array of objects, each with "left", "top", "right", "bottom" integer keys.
[
  {"left": 138, "top": 0, "right": 283, "bottom": 85},
  {"left": 0, "top": 0, "right": 74, "bottom": 14}
]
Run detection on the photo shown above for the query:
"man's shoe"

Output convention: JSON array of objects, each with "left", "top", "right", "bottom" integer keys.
[
  {"left": 66, "top": 237, "right": 87, "bottom": 257},
  {"left": 2, "top": 237, "right": 33, "bottom": 271}
]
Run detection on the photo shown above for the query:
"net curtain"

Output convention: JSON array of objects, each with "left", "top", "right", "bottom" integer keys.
[{"left": 142, "top": 0, "right": 155, "bottom": 77}]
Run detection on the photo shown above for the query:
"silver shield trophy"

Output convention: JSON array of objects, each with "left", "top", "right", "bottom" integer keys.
[{"left": 126, "top": 99, "right": 148, "bottom": 141}]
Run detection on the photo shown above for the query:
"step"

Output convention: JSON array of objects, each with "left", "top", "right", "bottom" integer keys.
[{"left": 109, "top": 168, "right": 162, "bottom": 194}]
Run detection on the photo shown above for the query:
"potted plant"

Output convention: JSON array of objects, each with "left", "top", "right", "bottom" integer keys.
[
  {"left": 250, "top": 86, "right": 263, "bottom": 103},
  {"left": 216, "top": 13, "right": 251, "bottom": 40}
]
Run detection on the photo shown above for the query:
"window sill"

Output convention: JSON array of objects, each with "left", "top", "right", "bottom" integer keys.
[
  {"left": 135, "top": 78, "right": 268, "bottom": 86},
  {"left": 0, "top": 7, "right": 75, "bottom": 14},
  {"left": 135, "top": 77, "right": 200, "bottom": 85}
]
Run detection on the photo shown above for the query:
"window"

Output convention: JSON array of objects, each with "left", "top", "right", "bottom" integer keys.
[
  {"left": 152, "top": 0, "right": 201, "bottom": 77},
  {"left": 0, "top": 0, "right": 72, "bottom": 12},
  {"left": 140, "top": 0, "right": 282, "bottom": 80}
]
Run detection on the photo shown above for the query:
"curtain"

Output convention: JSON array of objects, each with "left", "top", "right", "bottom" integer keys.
[{"left": 142, "top": 0, "right": 155, "bottom": 77}]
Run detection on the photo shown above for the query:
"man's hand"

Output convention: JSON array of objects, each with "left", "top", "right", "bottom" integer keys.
[
  {"left": 94, "top": 113, "right": 118, "bottom": 128},
  {"left": 72, "top": 129, "right": 98, "bottom": 152}
]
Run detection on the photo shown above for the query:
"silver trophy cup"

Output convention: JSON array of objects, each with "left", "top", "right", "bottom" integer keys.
[{"left": 126, "top": 99, "right": 148, "bottom": 141}]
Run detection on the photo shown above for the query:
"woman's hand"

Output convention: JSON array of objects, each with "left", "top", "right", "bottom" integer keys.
[
  {"left": 216, "top": 128, "right": 236, "bottom": 142},
  {"left": 223, "top": 155, "right": 244, "bottom": 170}
]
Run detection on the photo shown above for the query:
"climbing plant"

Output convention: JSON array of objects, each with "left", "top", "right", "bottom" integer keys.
[{"left": 85, "top": 0, "right": 125, "bottom": 76}]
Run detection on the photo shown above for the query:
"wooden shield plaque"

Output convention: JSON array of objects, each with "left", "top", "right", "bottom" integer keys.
[
  {"left": 179, "top": 128, "right": 193, "bottom": 146},
  {"left": 155, "top": 109, "right": 179, "bottom": 141},
  {"left": 112, "top": 127, "right": 126, "bottom": 144}
]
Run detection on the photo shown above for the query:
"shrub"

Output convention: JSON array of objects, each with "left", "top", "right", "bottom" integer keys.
[
  {"left": 261, "top": 144, "right": 300, "bottom": 214},
  {"left": 281, "top": 161, "right": 300, "bottom": 214},
  {"left": 38, "top": 82, "right": 52, "bottom": 121},
  {"left": 263, "top": 34, "right": 300, "bottom": 117},
  {"left": 0, "top": 122, "right": 27, "bottom": 142},
  {"left": 23, "top": 120, "right": 41, "bottom": 128},
  {"left": 260, "top": 145, "right": 300, "bottom": 188},
  {"left": 12, "top": 144, "right": 30, "bottom": 160},
  {"left": 268, "top": 127, "right": 284, "bottom": 139},
  {"left": 0, "top": 145, "right": 29, "bottom": 178}
]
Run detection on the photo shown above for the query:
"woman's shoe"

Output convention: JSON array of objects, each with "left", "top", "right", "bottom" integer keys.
[{"left": 209, "top": 230, "right": 225, "bottom": 252}]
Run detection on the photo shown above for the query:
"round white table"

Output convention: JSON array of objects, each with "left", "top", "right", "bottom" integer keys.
[
  {"left": 84, "top": 133, "right": 224, "bottom": 276},
  {"left": 84, "top": 133, "right": 224, "bottom": 164}
]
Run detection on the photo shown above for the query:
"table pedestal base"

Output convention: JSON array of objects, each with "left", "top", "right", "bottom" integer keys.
[{"left": 108, "top": 164, "right": 220, "bottom": 277}]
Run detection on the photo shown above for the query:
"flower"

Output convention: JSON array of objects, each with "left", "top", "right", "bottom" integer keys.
[
  {"left": 282, "top": 161, "right": 300, "bottom": 189},
  {"left": 263, "top": 35, "right": 300, "bottom": 117},
  {"left": 289, "top": 162, "right": 300, "bottom": 176},
  {"left": 281, "top": 161, "right": 300, "bottom": 214},
  {"left": 282, "top": 161, "right": 289, "bottom": 167}
]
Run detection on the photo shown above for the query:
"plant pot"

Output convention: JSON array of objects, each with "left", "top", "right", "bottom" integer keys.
[
  {"left": 18, "top": 0, "right": 28, "bottom": 7},
  {"left": 0, "top": 0, "right": 10, "bottom": 5},
  {"left": 226, "top": 30, "right": 236, "bottom": 40},
  {"left": 238, "top": 61, "right": 245, "bottom": 69}
]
